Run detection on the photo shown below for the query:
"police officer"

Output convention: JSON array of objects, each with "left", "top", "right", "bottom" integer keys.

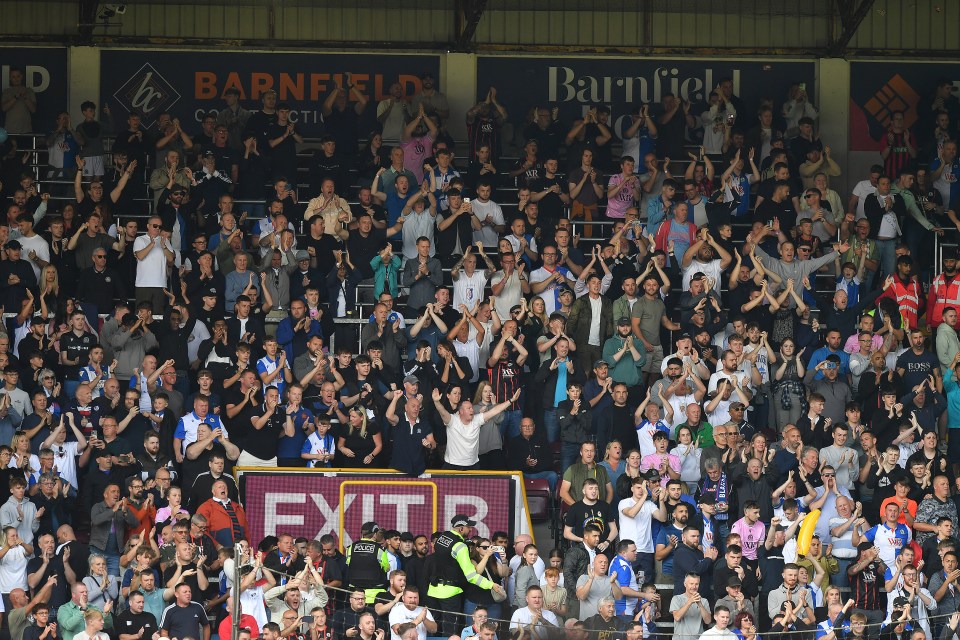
[
  {"left": 426, "top": 515, "right": 506, "bottom": 636},
  {"left": 346, "top": 521, "right": 390, "bottom": 604}
]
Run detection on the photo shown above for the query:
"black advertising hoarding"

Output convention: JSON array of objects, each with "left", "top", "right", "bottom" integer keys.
[
  {"left": 99, "top": 49, "right": 441, "bottom": 136},
  {"left": 0, "top": 47, "right": 68, "bottom": 134},
  {"left": 476, "top": 56, "right": 816, "bottom": 139},
  {"left": 849, "top": 61, "right": 959, "bottom": 152}
]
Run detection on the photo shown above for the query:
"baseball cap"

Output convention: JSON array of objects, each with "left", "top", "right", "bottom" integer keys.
[
  {"left": 451, "top": 514, "right": 477, "bottom": 528},
  {"left": 593, "top": 359, "right": 608, "bottom": 369},
  {"left": 203, "top": 287, "right": 218, "bottom": 298},
  {"left": 295, "top": 250, "right": 310, "bottom": 262},
  {"left": 399, "top": 532, "right": 415, "bottom": 542},
  {"left": 403, "top": 375, "right": 419, "bottom": 385},
  {"left": 698, "top": 493, "right": 716, "bottom": 505},
  {"left": 361, "top": 521, "right": 380, "bottom": 534},
  {"left": 4, "top": 240, "right": 21, "bottom": 251},
  {"left": 727, "top": 577, "right": 742, "bottom": 588},
  {"left": 617, "top": 316, "right": 631, "bottom": 326}
]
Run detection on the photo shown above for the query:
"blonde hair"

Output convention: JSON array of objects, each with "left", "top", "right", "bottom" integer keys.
[
  {"left": 83, "top": 609, "right": 104, "bottom": 623},
  {"left": 39, "top": 265, "right": 59, "bottom": 296},
  {"left": 527, "top": 296, "right": 548, "bottom": 326},
  {"left": 10, "top": 432, "right": 29, "bottom": 454},
  {"left": 349, "top": 407, "right": 368, "bottom": 439},
  {"left": 603, "top": 440, "right": 622, "bottom": 463}
]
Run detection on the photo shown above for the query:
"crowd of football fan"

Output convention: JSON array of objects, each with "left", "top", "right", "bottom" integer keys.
[{"left": 2, "top": 64, "right": 960, "bottom": 640}]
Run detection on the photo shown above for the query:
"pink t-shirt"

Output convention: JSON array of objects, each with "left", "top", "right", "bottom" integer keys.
[
  {"left": 640, "top": 453, "right": 681, "bottom": 487},
  {"left": 605, "top": 174, "right": 636, "bottom": 219},
  {"left": 730, "top": 517, "right": 767, "bottom": 560},
  {"left": 401, "top": 134, "right": 435, "bottom": 183}
]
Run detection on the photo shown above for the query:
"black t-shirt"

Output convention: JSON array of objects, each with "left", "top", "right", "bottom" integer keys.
[
  {"left": 324, "top": 108, "right": 360, "bottom": 157},
  {"left": 511, "top": 159, "right": 543, "bottom": 188},
  {"left": 350, "top": 203, "right": 387, "bottom": 226},
  {"left": 25, "top": 555, "right": 69, "bottom": 606},
  {"left": 115, "top": 610, "right": 158, "bottom": 639},
  {"left": 346, "top": 229, "right": 387, "bottom": 280},
  {"left": 530, "top": 175, "right": 568, "bottom": 220},
  {"left": 246, "top": 405, "right": 285, "bottom": 459},
  {"left": 266, "top": 122, "right": 300, "bottom": 179},
  {"left": 161, "top": 563, "right": 206, "bottom": 598},
  {"left": 245, "top": 110, "right": 278, "bottom": 148},
  {"left": 223, "top": 387, "right": 261, "bottom": 446},
  {"left": 60, "top": 330, "right": 97, "bottom": 379},
  {"left": 203, "top": 144, "right": 240, "bottom": 173},
  {"left": 755, "top": 198, "right": 797, "bottom": 232},
  {"left": 563, "top": 499, "right": 614, "bottom": 538},
  {"left": 336, "top": 421, "right": 381, "bottom": 465},
  {"left": 303, "top": 233, "right": 345, "bottom": 277}
]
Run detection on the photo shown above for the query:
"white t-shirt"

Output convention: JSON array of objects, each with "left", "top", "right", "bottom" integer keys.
[
  {"left": 18, "top": 233, "right": 49, "bottom": 280},
  {"left": 471, "top": 200, "right": 505, "bottom": 247},
  {"left": 635, "top": 422, "right": 665, "bottom": 457},
  {"left": 0, "top": 543, "right": 28, "bottom": 592},
  {"left": 852, "top": 179, "right": 877, "bottom": 219},
  {"left": 509, "top": 607, "right": 559, "bottom": 640},
  {"left": 664, "top": 392, "right": 696, "bottom": 436},
  {"left": 618, "top": 497, "right": 659, "bottom": 553},
  {"left": 682, "top": 260, "right": 723, "bottom": 294},
  {"left": 490, "top": 270, "right": 522, "bottom": 319},
  {"left": 452, "top": 270, "right": 489, "bottom": 310},
  {"left": 587, "top": 296, "right": 603, "bottom": 346},
  {"left": 133, "top": 234, "right": 169, "bottom": 288},
  {"left": 235, "top": 584, "right": 269, "bottom": 629},
  {"left": 389, "top": 605, "right": 435, "bottom": 640},
  {"left": 743, "top": 342, "right": 770, "bottom": 384},
  {"left": 707, "top": 370, "right": 751, "bottom": 394},
  {"left": 52, "top": 441, "right": 81, "bottom": 489},
  {"left": 706, "top": 397, "right": 732, "bottom": 427},
  {"left": 454, "top": 338, "right": 481, "bottom": 384},
  {"left": 444, "top": 414, "right": 485, "bottom": 466}
]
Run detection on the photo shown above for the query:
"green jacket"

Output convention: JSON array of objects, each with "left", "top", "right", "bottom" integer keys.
[
  {"left": 370, "top": 254, "right": 402, "bottom": 298},
  {"left": 602, "top": 335, "right": 645, "bottom": 386},
  {"left": 891, "top": 185, "right": 936, "bottom": 231},
  {"left": 59, "top": 602, "right": 114, "bottom": 640}
]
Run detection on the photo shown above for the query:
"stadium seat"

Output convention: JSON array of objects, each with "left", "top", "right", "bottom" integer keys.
[{"left": 525, "top": 477, "right": 553, "bottom": 523}]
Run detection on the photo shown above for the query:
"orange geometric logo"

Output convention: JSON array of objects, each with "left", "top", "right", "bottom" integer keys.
[{"left": 862, "top": 74, "right": 921, "bottom": 130}]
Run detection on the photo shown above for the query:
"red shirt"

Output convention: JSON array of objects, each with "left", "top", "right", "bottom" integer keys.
[{"left": 219, "top": 614, "right": 259, "bottom": 640}]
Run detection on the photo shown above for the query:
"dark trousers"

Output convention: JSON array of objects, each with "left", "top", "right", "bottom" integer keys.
[{"left": 426, "top": 593, "right": 463, "bottom": 637}]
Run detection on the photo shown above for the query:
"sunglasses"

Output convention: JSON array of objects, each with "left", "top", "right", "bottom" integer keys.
[{"left": 149, "top": 224, "right": 161, "bottom": 229}]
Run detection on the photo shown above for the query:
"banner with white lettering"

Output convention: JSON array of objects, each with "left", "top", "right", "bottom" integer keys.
[
  {"left": 476, "top": 56, "right": 815, "bottom": 140},
  {"left": 99, "top": 50, "right": 440, "bottom": 136},
  {"left": 0, "top": 47, "right": 68, "bottom": 134},
  {"left": 239, "top": 469, "right": 527, "bottom": 547}
]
